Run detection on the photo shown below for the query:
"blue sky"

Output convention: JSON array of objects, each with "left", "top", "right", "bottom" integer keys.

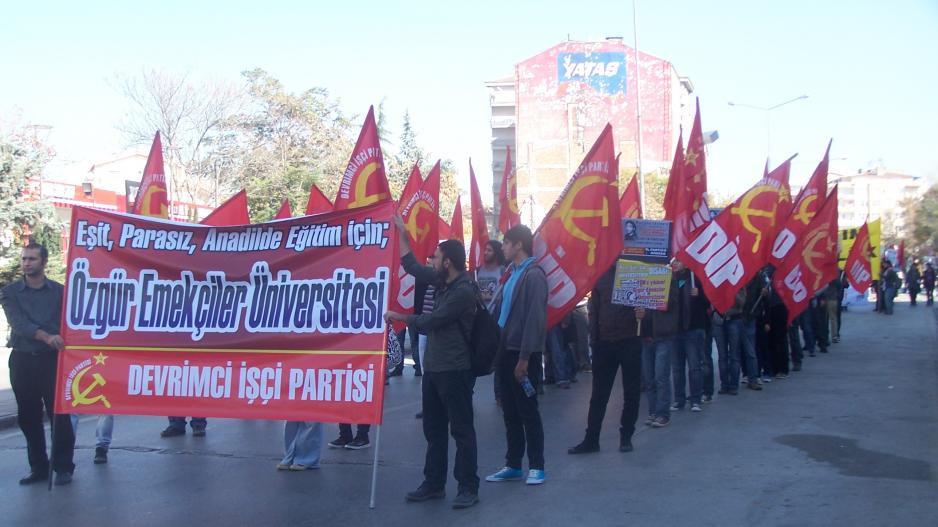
[{"left": 2, "top": 0, "right": 936, "bottom": 199}]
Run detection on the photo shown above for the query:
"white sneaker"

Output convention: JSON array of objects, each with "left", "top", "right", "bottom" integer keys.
[{"left": 691, "top": 403, "right": 702, "bottom": 412}]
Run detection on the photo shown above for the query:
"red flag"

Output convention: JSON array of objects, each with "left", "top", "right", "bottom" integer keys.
[
  {"left": 619, "top": 173, "right": 643, "bottom": 219},
  {"left": 400, "top": 160, "right": 441, "bottom": 264},
  {"left": 677, "top": 171, "right": 792, "bottom": 313},
  {"left": 333, "top": 106, "right": 391, "bottom": 210},
  {"left": 534, "top": 124, "right": 623, "bottom": 328},
  {"left": 845, "top": 221, "right": 874, "bottom": 292},
  {"left": 665, "top": 102, "right": 711, "bottom": 253},
  {"left": 773, "top": 187, "right": 840, "bottom": 323},
  {"left": 305, "top": 184, "right": 333, "bottom": 215},
  {"left": 760, "top": 155, "right": 796, "bottom": 262},
  {"left": 450, "top": 196, "right": 464, "bottom": 244},
  {"left": 438, "top": 217, "right": 451, "bottom": 240},
  {"left": 662, "top": 130, "right": 684, "bottom": 221},
  {"left": 131, "top": 131, "right": 169, "bottom": 218},
  {"left": 274, "top": 199, "right": 292, "bottom": 219},
  {"left": 397, "top": 164, "right": 422, "bottom": 213},
  {"left": 769, "top": 141, "right": 831, "bottom": 267},
  {"left": 468, "top": 161, "right": 490, "bottom": 272},
  {"left": 498, "top": 146, "right": 520, "bottom": 234},
  {"left": 201, "top": 189, "right": 250, "bottom": 226},
  {"left": 897, "top": 240, "right": 905, "bottom": 269}
]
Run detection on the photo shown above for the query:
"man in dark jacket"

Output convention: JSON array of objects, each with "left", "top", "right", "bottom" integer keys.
[
  {"left": 670, "top": 260, "right": 710, "bottom": 412},
  {"left": 643, "top": 266, "right": 678, "bottom": 427},
  {"left": 568, "top": 265, "right": 643, "bottom": 454},
  {"left": 907, "top": 262, "right": 922, "bottom": 306},
  {"left": 486, "top": 225, "right": 549, "bottom": 486},
  {"left": 386, "top": 216, "right": 480, "bottom": 510},
  {"left": 923, "top": 262, "right": 936, "bottom": 306},
  {"left": 722, "top": 278, "right": 764, "bottom": 393}
]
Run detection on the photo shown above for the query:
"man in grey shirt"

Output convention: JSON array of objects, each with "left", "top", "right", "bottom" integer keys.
[{"left": 0, "top": 243, "right": 76, "bottom": 486}]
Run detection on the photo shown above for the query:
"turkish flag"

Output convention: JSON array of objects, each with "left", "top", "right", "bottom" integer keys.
[
  {"left": 619, "top": 172, "right": 643, "bottom": 219},
  {"left": 534, "top": 124, "right": 623, "bottom": 328},
  {"left": 274, "top": 199, "right": 292, "bottom": 219},
  {"left": 201, "top": 189, "right": 250, "bottom": 226},
  {"left": 131, "top": 131, "right": 170, "bottom": 219},
  {"left": 677, "top": 171, "right": 792, "bottom": 314},
  {"left": 773, "top": 186, "right": 840, "bottom": 323},
  {"left": 845, "top": 221, "right": 874, "bottom": 292},
  {"left": 450, "top": 196, "right": 464, "bottom": 244},
  {"left": 769, "top": 140, "right": 831, "bottom": 268},
  {"left": 333, "top": 106, "right": 391, "bottom": 211},
  {"left": 399, "top": 160, "right": 441, "bottom": 264},
  {"left": 498, "top": 146, "right": 520, "bottom": 234},
  {"left": 305, "top": 184, "right": 334, "bottom": 215},
  {"left": 468, "top": 161, "right": 490, "bottom": 272}
]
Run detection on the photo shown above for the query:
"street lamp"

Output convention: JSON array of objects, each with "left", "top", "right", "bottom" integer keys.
[{"left": 727, "top": 95, "right": 808, "bottom": 164}]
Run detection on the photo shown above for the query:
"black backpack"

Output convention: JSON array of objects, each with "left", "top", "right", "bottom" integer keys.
[{"left": 458, "top": 292, "right": 501, "bottom": 377}]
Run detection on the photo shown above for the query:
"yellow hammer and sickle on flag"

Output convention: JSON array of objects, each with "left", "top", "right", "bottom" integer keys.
[
  {"left": 803, "top": 227, "right": 832, "bottom": 291},
  {"left": 405, "top": 201, "right": 434, "bottom": 243},
  {"left": 140, "top": 184, "right": 168, "bottom": 217},
  {"left": 507, "top": 175, "right": 520, "bottom": 214},
  {"left": 71, "top": 366, "right": 111, "bottom": 409},
  {"left": 730, "top": 185, "right": 779, "bottom": 254},
  {"left": 793, "top": 194, "right": 818, "bottom": 225},
  {"left": 555, "top": 175, "right": 610, "bottom": 266},
  {"left": 625, "top": 204, "right": 638, "bottom": 219},
  {"left": 349, "top": 162, "right": 390, "bottom": 208}
]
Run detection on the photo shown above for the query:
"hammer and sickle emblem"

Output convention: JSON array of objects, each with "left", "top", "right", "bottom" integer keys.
[
  {"left": 730, "top": 185, "right": 779, "bottom": 254},
  {"left": 405, "top": 201, "right": 434, "bottom": 243},
  {"left": 803, "top": 228, "right": 832, "bottom": 291},
  {"left": 507, "top": 174, "right": 520, "bottom": 214},
  {"left": 555, "top": 175, "right": 610, "bottom": 266},
  {"left": 349, "top": 162, "right": 390, "bottom": 208},
  {"left": 792, "top": 194, "right": 818, "bottom": 225},
  {"left": 71, "top": 366, "right": 111, "bottom": 409},
  {"left": 139, "top": 184, "right": 168, "bottom": 217}
]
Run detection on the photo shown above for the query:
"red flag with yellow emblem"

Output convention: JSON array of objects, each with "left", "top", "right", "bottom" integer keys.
[
  {"left": 450, "top": 196, "right": 464, "bottom": 245},
  {"left": 619, "top": 172, "right": 643, "bottom": 219},
  {"left": 305, "top": 184, "right": 334, "bottom": 215},
  {"left": 845, "top": 221, "right": 874, "bottom": 292},
  {"left": 760, "top": 155, "right": 796, "bottom": 262},
  {"left": 677, "top": 170, "right": 792, "bottom": 314},
  {"left": 468, "top": 161, "right": 489, "bottom": 272},
  {"left": 130, "top": 131, "right": 169, "bottom": 219},
  {"left": 667, "top": 100, "right": 711, "bottom": 252},
  {"left": 333, "top": 106, "right": 391, "bottom": 211},
  {"left": 773, "top": 186, "right": 839, "bottom": 323},
  {"left": 498, "top": 146, "right": 520, "bottom": 234},
  {"left": 534, "top": 124, "right": 622, "bottom": 328},
  {"left": 399, "top": 161, "right": 441, "bottom": 264},
  {"left": 397, "top": 164, "right": 422, "bottom": 213},
  {"left": 200, "top": 189, "right": 250, "bottom": 226},
  {"left": 769, "top": 141, "right": 831, "bottom": 267}
]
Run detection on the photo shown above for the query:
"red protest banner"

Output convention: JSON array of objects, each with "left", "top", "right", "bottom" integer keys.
[
  {"left": 55, "top": 201, "right": 398, "bottom": 424},
  {"left": 845, "top": 221, "right": 874, "bottom": 292}
]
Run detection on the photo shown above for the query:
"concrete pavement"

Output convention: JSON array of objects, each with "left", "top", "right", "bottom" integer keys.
[{"left": 0, "top": 301, "right": 935, "bottom": 527}]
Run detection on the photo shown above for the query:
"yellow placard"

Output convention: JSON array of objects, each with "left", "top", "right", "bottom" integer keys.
[
  {"left": 839, "top": 219, "right": 881, "bottom": 277},
  {"left": 612, "top": 259, "right": 673, "bottom": 310}
]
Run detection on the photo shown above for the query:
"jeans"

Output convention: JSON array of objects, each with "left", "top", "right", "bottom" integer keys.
[
  {"left": 801, "top": 309, "right": 816, "bottom": 354},
  {"left": 422, "top": 369, "right": 479, "bottom": 492},
  {"left": 282, "top": 421, "right": 323, "bottom": 467},
  {"left": 584, "top": 339, "right": 642, "bottom": 442},
  {"left": 768, "top": 303, "right": 790, "bottom": 375},
  {"left": 496, "top": 349, "right": 545, "bottom": 471},
  {"left": 884, "top": 288, "right": 896, "bottom": 314},
  {"left": 72, "top": 415, "right": 114, "bottom": 448},
  {"left": 9, "top": 351, "right": 75, "bottom": 474},
  {"left": 641, "top": 338, "right": 672, "bottom": 418},
  {"left": 926, "top": 287, "right": 934, "bottom": 306},
  {"left": 725, "top": 319, "right": 758, "bottom": 389},
  {"left": 672, "top": 329, "right": 705, "bottom": 405},
  {"left": 813, "top": 302, "right": 830, "bottom": 348},
  {"left": 169, "top": 416, "right": 207, "bottom": 430},
  {"left": 547, "top": 326, "right": 574, "bottom": 383},
  {"left": 701, "top": 327, "right": 715, "bottom": 397},
  {"left": 788, "top": 322, "right": 803, "bottom": 366},
  {"left": 713, "top": 323, "right": 731, "bottom": 391}
]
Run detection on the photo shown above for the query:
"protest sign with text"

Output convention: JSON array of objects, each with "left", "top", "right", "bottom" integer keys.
[{"left": 612, "top": 259, "right": 673, "bottom": 310}]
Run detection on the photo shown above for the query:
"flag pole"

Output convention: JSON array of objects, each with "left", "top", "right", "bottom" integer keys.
[
  {"left": 632, "top": 0, "right": 646, "bottom": 216},
  {"left": 368, "top": 424, "right": 382, "bottom": 509}
]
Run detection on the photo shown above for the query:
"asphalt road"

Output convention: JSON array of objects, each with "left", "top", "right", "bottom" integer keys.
[{"left": 0, "top": 301, "right": 935, "bottom": 527}]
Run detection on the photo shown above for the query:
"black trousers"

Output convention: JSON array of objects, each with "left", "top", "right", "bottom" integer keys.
[
  {"left": 813, "top": 302, "right": 830, "bottom": 350},
  {"left": 421, "top": 370, "right": 479, "bottom": 492},
  {"left": 9, "top": 351, "right": 75, "bottom": 474},
  {"left": 768, "top": 304, "right": 790, "bottom": 375},
  {"left": 585, "top": 339, "right": 642, "bottom": 443},
  {"left": 338, "top": 423, "right": 370, "bottom": 438},
  {"left": 756, "top": 316, "right": 773, "bottom": 377},
  {"left": 496, "top": 348, "right": 545, "bottom": 470}
]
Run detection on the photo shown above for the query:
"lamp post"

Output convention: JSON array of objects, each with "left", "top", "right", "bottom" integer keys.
[{"left": 727, "top": 95, "right": 808, "bottom": 165}]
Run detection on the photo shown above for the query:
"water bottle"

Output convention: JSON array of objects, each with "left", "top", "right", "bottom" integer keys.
[{"left": 520, "top": 376, "right": 536, "bottom": 398}]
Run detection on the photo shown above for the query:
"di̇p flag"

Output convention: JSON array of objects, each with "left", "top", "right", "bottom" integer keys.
[
  {"left": 534, "top": 124, "right": 622, "bottom": 328},
  {"left": 130, "top": 131, "right": 169, "bottom": 219},
  {"left": 769, "top": 140, "right": 831, "bottom": 268},
  {"left": 845, "top": 221, "right": 874, "bottom": 292},
  {"left": 333, "top": 106, "right": 391, "bottom": 211},
  {"left": 55, "top": 201, "right": 399, "bottom": 424}
]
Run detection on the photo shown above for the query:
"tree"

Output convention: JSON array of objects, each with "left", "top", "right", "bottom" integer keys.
[
  {"left": 0, "top": 124, "right": 63, "bottom": 286},
  {"left": 910, "top": 184, "right": 938, "bottom": 256}
]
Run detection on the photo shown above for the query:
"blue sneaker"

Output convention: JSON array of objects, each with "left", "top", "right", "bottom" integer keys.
[
  {"left": 526, "top": 469, "right": 545, "bottom": 485},
  {"left": 485, "top": 467, "right": 523, "bottom": 482}
]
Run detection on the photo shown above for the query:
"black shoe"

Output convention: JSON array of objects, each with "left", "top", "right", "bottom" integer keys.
[
  {"left": 619, "top": 438, "right": 634, "bottom": 453},
  {"left": 94, "top": 447, "right": 108, "bottom": 464},
  {"left": 452, "top": 490, "right": 479, "bottom": 509},
  {"left": 54, "top": 472, "right": 73, "bottom": 486},
  {"left": 792, "top": 364, "right": 802, "bottom": 372},
  {"left": 809, "top": 352, "right": 816, "bottom": 357},
  {"left": 405, "top": 484, "right": 445, "bottom": 502},
  {"left": 160, "top": 426, "right": 186, "bottom": 438},
  {"left": 568, "top": 440, "right": 600, "bottom": 455},
  {"left": 727, "top": 389, "right": 738, "bottom": 395},
  {"left": 718, "top": 388, "right": 730, "bottom": 394},
  {"left": 414, "top": 370, "right": 422, "bottom": 377},
  {"left": 191, "top": 426, "right": 206, "bottom": 437},
  {"left": 748, "top": 382, "right": 763, "bottom": 391},
  {"left": 18, "top": 471, "right": 48, "bottom": 485},
  {"left": 415, "top": 412, "right": 423, "bottom": 419},
  {"left": 819, "top": 348, "right": 828, "bottom": 354},
  {"left": 345, "top": 436, "right": 371, "bottom": 450},
  {"left": 328, "top": 436, "right": 352, "bottom": 448}
]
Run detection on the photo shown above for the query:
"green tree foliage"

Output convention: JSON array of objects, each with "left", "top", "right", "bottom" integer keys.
[{"left": 910, "top": 184, "right": 938, "bottom": 255}]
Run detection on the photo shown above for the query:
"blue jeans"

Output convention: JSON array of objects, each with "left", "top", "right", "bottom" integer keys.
[
  {"left": 672, "top": 329, "right": 705, "bottom": 405},
  {"left": 713, "top": 323, "right": 731, "bottom": 391},
  {"left": 547, "top": 326, "right": 574, "bottom": 383},
  {"left": 282, "top": 421, "right": 323, "bottom": 467},
  {"left": 169, "top": 416, "right": 207, "bottom": 430},
  {"left": 642, "top": 338, "right": 672, "bottom": 418},
  {"left": 725, "top": 319, "right": 758, "bottom": 389},
  {"left": 70, "top": 415, "right": 114, "bottom": 448},
  {"left": 884, "top": 288, "right": 896, "bottom": 314}
]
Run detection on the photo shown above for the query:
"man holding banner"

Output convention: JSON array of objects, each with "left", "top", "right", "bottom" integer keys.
[{"left": 386, "top": 215, "right": 480, "bottom": 510}]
